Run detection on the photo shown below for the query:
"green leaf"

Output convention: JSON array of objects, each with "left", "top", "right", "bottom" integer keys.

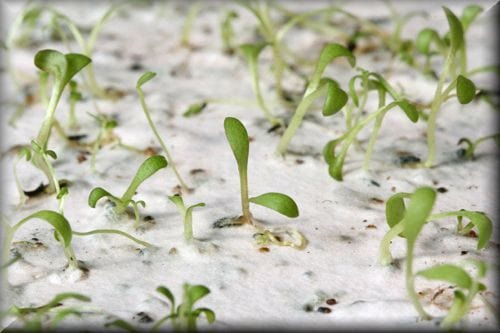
[
  {"left": 34, "top": 49, "right": 91, "bottom": 89},
  {"left": 104, "top": 319, "right": 139, "bottom": 333},
  {"left": 18, "top": 210, "right": 73, "bottom": 248},
  {"left": 417, "top": 264, "right": 472, "bottom": 289},
  {"left": 441, "top": 290, "right": 467, "bottom": 329},
  {"left": 44, "top": 293, "right": 91, "bottom": 308},
  {"left": 224, "top": 117, "right": 249, "bottom": 173},
  {"left": 443, "top": 7, "right": 464, "bottom": 53},
  {"left": 238, "top": 42, "right": 267, "bottom": 62},
  {"left": 394, "top": 99, "right": 419, "bottom": 122},
  {"left": 63, "top": 53, "right": 92, "bottom": 88},
  {"left": 322, "top": 138, "right": 343, "bottom": 165},
  {"left": 403, "top": 187, "right": 436, "bottom": 244},
  {"left": 456, "top": 75, "right": 476, "bottom": 104},
  {"left": 249, "top": 192, "right": 299, "bottom": 218},
  {"left": 183, "top": 101, "right": 208, "bottom": 117},
  {"left": 385, "top": 192, "right": 411, "bottom": 229},
  {"left": 168, "top": 194, "right": 185, "bottom": 212},
  {"left": 455, "top": 211, "right": 492, "bottom": 250},
  {"left": 88, "top": 187, "right": 120, "bottom": 208},
  {"left": 193, "top": 308, "right": 216, "bottom": 323},
  {"left": 156, "top": 286, "right": 176, "bottom": 307},
  {"left": 320, "top": 79, "right": 348, "bottom": 116},
  {"left": 415, "top": 28, "right": 444, "bottom": 54},
  {"left": 121, "top": 155, "right": 168, "bottom": 204},
  {"left": 460, "top": 5, "right": 483, "bottom": 31},
  {"left": 136, "top": 71, "right": 156, "bottom": 89},
  {"left": 186, "top": 285, "right": 210, "bottom": 304},
  {"left": 308, "top": 43, "right": 355, "bottom": 93},
  {"left": 45, "top": 149, "right": 57, "bottom": 159}
]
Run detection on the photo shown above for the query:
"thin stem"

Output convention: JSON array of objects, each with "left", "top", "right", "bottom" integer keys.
[
  {"left": 363, "top": 111, "right": 385, "bottom": 169},
  {"left": 36, "top": 86, "right": 64, "bottom": 149},
  {"left": 72, "top": 229, "right": 153, "bottom": 248},
  {"left": 406, "top": 240, "right": 432, "bottom": 320},
  {"left": 239, "top": 166, "right": 251, "bottom": 225},
  {"left": 379, "top": 221, "right": 404, "bottom": 265}
]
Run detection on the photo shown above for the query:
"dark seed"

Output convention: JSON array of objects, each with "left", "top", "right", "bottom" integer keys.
[
  {"left": 436, "top": 187, "right": 448, "bottom": 193},
  {"left": 366, "top": 224, "right": 377, "bottom": 229},
  {"left": 68, "top": 134, "right": 88, "bottom": 141},
  {"left": 370, "top": 180, "right": 380, "bottom": 187},
  {"left": 317, "top": 307, "right": 331, "bottom": 313},
  {"left": 259, "top": 247, "right": 270, "bottom": 253},
  {"left": 129, "top": 62, "right": 143, "bottom": 71},
  {"left": 303, "top": 304, "right": 314, "bottom": 312},
  {"left": 135, "top": 312, "right": 154, "bottom": 323},
  {"left": 369, "top": 197, "right": 384, "bottom": 204},
  {"left": 461, "top": 251, "right": 468, "bottom": 255},
  {"left": 326, "top": 298, "right": 337, "bottom": 305},
  {"left": 295, "top": 159, "right": 304, "bottom": 165}
]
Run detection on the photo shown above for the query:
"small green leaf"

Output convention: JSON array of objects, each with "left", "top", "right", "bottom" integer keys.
[
  {"left": 224, "top": 117, "right": 249, "bottom": 173},
  {"left": 136, "top": 71, "right": 156, "bottom": 89},
  {"left": 63, "top": 53, "right": 92, "bottom": 87},
  {"left": 385, "top": 192, "right": 410, "bottom": 229},
  {"left": 46, "top": 293, "right": 91, "bottom": 307},
  {"left": 417, "top": 264, "right": 472, "bottom": 289},
  {"left": 394, "top": 99, "right": 419, "bottom": 122},
  {"left": 321, "top": 79, "right": 348, "bottom": 116},
  {"left": 193, "top": 308, "right": 216, "bottom": 323},
  {"left": 88, "top": 187, "right": 120, "bottom": 208},
  {"left": 18, "top": 210, "right": 73, "bottom": 248},
  {"left": 455, "top": 211, "right": 492, "bottom": 250},
  {"left": 121, "top": 155, "right": 168, "bottom": 204},
  {"left": 45, "top": 149, "right": 57, "bottom": 159},
  {"left": 18, "top": 147, "right": 32, "bottom": 161},
  {"left": 456, "top": 75, "right": 476, "bottom": 104},
  {"left": 441, "top": 290, "right": 467, "bottom": 329},
  {"left": 443, "top": 7, "right": 464, "bottom": 53},
  {"left": 460, "top": 5, "right": 483, "bottom": 31},
  {"left": 34, "top": 49, "right": 91, "bottom": 89},
  {"left": 156, "top": 286, "right": 175, "bottom": 307},
  {"left": 57, "top": 187, "right": 69, "bottom": 200},
  {"left": 104, "top": 319, "right": 139, "bottom": 333},
  {"left": 238, "top": 42, "right": 267, "bottom": 62},
  {"left": 322, "top": 138, "right": 342, "bottom": 165},
  {"left": 187, "top": 285, "right": 210, "bottom": 304},
  {"left": 415, "top": 28, "right": 444, "bottom": 55},
  {"left": 168, "top": 194, "right": 185, "bottom": 211},
  {"left": 403, "top": 187, "right": 436, "bottom": 244},
  {"left": 249, "top": 192, "right": 299, "bottom": 218},
  {"left": 183, "top": 101, "right": 208, "bottom": 117}
]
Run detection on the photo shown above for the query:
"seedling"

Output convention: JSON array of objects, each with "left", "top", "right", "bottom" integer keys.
[
  {"left": 67, "top": 80, "right": 83, "bottom": 129},
  {"left": 323, "top": 68, "right": 419, "bottom": 180},
  {"left": 30, "top": 49, "right": 91, "bottom": 195},
  {"left": 378, "top": 187, "right": 492, "bottom": 326},
  {"left": 88, "top": 155, "right": 168, "bottom": 228},
  {"left": 168, "top": 195, "right": 205, "bottom": 241},
  {"left": 220, "top": 10, "right": 238, "bottom": 54},
  {"left": 152, "top": 283, "right": 215, "bottom": 332},
  {"left": 136, "top": 72, "right": 191, "bottom": 193},
  {"left": 180, "top": 2, "right": 201, "bottom": 48},
  {"left": 238, "top": 43, "right": 282, "bottom": 126},
  {"left": 276, "top": 43, "right": 355, "bottom": 156},
  {"left": 3, "top": 293, "right": 91, "bottom": 331},
  {"left": 456, "top": 133, "right": 500, "bottom": 160},
  {"left": 223, "top": 117, "right": 306, "bottom": 249}
]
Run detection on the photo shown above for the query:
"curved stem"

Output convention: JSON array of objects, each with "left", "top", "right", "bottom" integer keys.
[
  {"left": 379, "top": 221, "right": 404, "bottom": 265},
  {"left": 406, "top": 240, "right": 432, "bottom": 320},
  {"left": 72, "top": 229, "right": 153, "bottom": 248}
]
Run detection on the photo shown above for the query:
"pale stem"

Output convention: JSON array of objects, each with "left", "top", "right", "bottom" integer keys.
[
  {"left": 248, "top": 56, "right": 280, "bottom": 125},
  {"left": 72, "top": 229, "right": 153, "bottom": 248},
  {"left": 239, "top": 166, "right": 251, "bottom": 224},
  {"left": 406, "top": 241, "right": 432, "bottom": 320}
]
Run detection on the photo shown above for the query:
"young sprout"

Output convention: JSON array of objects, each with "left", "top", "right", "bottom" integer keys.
[
  {"left": 5, "top": 293, "right": 91, "bottom": 331},
  {"left": 180, "top": 2, "right": 201, "bottom": 48},
  {"left": 182, "top": 101, "right": 208, "bottom": 118},
  {"left": 152, "top": 284, "right": 215, "bottom": 332},
  {"left": 223, "top": 117, "right": 306, "bottom": 249},
  {"left": 323, "top": 69, "right": 419, "bottom": 180},
  {"left": 88, "top": 155, "right": 168, "bottom": 228},
  {"left": 276, "top": 43, "right": 355, "bottom": 156},
  {"left": 220, "top": 9, "right": 238, "bottom": 54},
  {"left": 88, "top": 112, "right": 118, "bottom": 172},
  {"left": 456, "top": 134, "right": 500, "bottom": 160},
  {"left": 238, "top": 43, "right": 282, "bottom": 126},
  {"left": 378, "top": 187, "right": 492, "bottom": 324},
  {"left": 67, "top": 80, "right": 83, "bottom": 129},
  {"left": 30, "top": 49, "right": 91, "bottom": 194},
  {"left": 136, "top": 72, "right": 191, "bottom": 193},
  {"left": 168, "top": 195, "right": 205, "bottom": 241}
]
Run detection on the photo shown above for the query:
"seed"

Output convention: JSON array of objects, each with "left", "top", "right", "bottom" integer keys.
[
  {"left": 259, "top": 247, "right": 270, "bottom": 253},
  {"left": 326, "top": 298, "right": 337, "bottom": 305},
  {"left": 317, "top": 307, "right": 331, "bottom": 313}
]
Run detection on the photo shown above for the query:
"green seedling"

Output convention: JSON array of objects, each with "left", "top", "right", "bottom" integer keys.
[
  {"left": 136, "top": 72, "right": 191, "bottom": 193},
  {"left": 168, "top": 195, "right": 205, "bottom": 241},
  {"left": 238, "top": 43, "right": 282, "bottom": 126},
  {"left": 456, "top": 133, "right": 500, "bottom": 160},
  {"left": 220, "top": 10, "right": 238, "bottom": 54},
  {"left": 67, "top": 80, "right": 83, "bottom": 129},
  {"left": 30, "top": 49, "right": 90, "bottom": 195},
  {"left": 223, "top": 117, "right": 306, "bottom": 249},
  {"left": 88, "top": 112, "right": 118, "bottom": 171},
  {"left": 88, "top": 155, "right": 168, "bottom": 228},
  {"left": 183, "top": 101, "right": 208, "bottom": 118},
  {"left": 323, "top": 69, "right": 419, "bottom": 180},
  {"left": 152, "top": 284, "right": 215, "bottom": 332},
  {"left": 1, "top": 210, "right": 153, "bottom": 272},
  {"left": 180, "top": 2, "right": 201, "bottom": 48},
  {"left": 276, "top": 43, "right": 355, "bottom": 156},
  {"left": 378, "top": 187, "right": 492, "bottom": 325},
  {"left": 3, "top": 293, "right": 91, "bottom": 331}
]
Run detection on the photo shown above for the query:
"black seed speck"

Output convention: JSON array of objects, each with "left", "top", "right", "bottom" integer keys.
[
  {"left": 370, "top": 180, "right": 380, "bottom": 187},
  {"left": 135, "top": 312, "right": 153, "bottom": 323},
  {"left": 303, "top": 304, "right": 314, "bottom": 312},
  {"left": 317, "top": 307, "right": 331, "bottom": 313},
  {"left": 436, "top": 187, "right": 448, "bottom": 193},
  {"left": 129, "top": 62, "right": 143, "bottom": 71},
  {"left": 461, "top": 251, "right": 468, "bottom": 255}
]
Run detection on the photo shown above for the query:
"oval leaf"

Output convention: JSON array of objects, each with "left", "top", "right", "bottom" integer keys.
[
  {"left": 249, "top": 192, "right": 299, "bottom": 218},
  {"left": 19, "top": 210, "right": 72, "bottom": 248},
  {"left": 417, "top": 264, "right": 472, "bottom": 289},
  {"left": 395, "top": 99, "right": 419, "bottom": 122},
  {"left": 136, "top": 71, "right": 156, "bottom": 89},
  {"left": 187, "top": 285, "right": 210, "bottom": 304},
  {"left": 385, "top": 192, "right": 410, "bottom": 229},
  {"left": 34, "top": 49, "right": 67, "bottom": 82},
  {"left": 415, "top": 28, "right": 443, "bottom": 54},
  {"left": 88, "top": 187, "right": 119, "bottom": 208},
  {"left": 194, "top": 308, "right": 216, "bottom": 323},
  {"left": 443, "top": 6, "right": 464, "bottom": 52},
  {"left": 322, "top": 80, "right": 348, "bottom": 116},
  {"left": 239, "top": 42, "right": 267, "bottom": 62},
  {"left": 156, "top": 286, "right": 176, "bottom": 307},
  {"left": 456, "top": 75, "right": 476, "bottom": 104},
  {"left": 460, "top": 5, "right": 483, "bottom": 31},
  {"left": 63, "top": 53, "right": 91, "bottom": 87},
  {"left": 456, "top": 211, "right": 492, "bottom": 250},
  {"left": 224, "top": 117, "right": 249, "bottom": 173},
  {"left": 183, "top": 101, "right": 208, "bottom": 118},
  {"left": 121, "top": 155, "right": 168, "bottom": 203},
  {"left": 404, "top": 187, "right": 436, "bottom": 244}
]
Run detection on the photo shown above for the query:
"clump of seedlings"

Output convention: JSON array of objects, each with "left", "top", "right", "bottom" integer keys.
[
  {"left": 2, "top": 292, "right": 91, "bottom": 331},
  {"left": 136, "top": 72, "right": 191, "bottom": 193},
  {"left": 88, "top": 155, "right": 168, "bottom": 228},
  {"left": 220, "top": 117, "right": 306, "bottom": 249},
  {"left": 379, "top": 187, "right": 492, "bottom": 328},
  {"left": 152, "top": 284, "right": 215, "bottom": 332},
  {"left": 276, "top": 43, "right": 355, "bottom": 156},
  {"left": 168, "top": 195, "right": 205, "bottom": 241},
  {"left": 323, "top": 68, "right": 419, "bottom": 180},
  {"left": 456, "top": 134, "right": 500, "bottom": 160}
]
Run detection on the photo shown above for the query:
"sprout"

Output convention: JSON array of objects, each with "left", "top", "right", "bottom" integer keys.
[
  {"left": 220, "top": 10, "right": 238, "bottom": 54},
  {"left": 180, "top": 2, "right": 201, "bottom": 48},
  {"left": 223, "top": 117, "right": 306, "bottom": 249},
  {"left": 152, "top": 284, "right": 215, "bottom": 332},
  {"left": 136, "top": 72, "right": 191, "bottom": 193},
  {"left": 276, "top": 43, "right": 355, "bottom": 156},
  {"left": 456, "top": 134, "right": 500, "bottom": 160},
  {"left": 88, "top": 155, "right": 168, "bottom": 228},
  {"left": 168, "top": 195, "right": 205, "bottom": 241},
  {"left": 379, "top": 187, "right": 492, "bottom": 325},
  {"left": 67, "top": 80, "right": 83, "bottom": 129}
]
